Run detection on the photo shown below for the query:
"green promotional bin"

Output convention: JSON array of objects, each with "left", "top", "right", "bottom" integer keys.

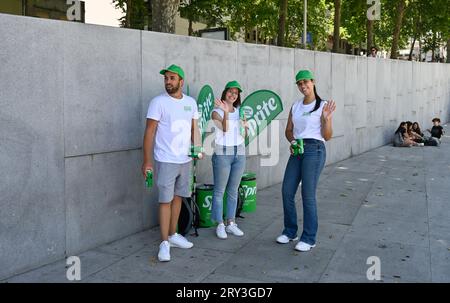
[
  {"left": 240, "top": 172, "right": 257, "bottom": 213},
  {"left": 195, "top": 184, "right": 227, "bottom": 227}
]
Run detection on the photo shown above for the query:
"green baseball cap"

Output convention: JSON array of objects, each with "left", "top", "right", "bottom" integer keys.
[
  {"left": 160, "top": 64, "right": 185, "bottom": 79},
  {"left": 295, "top": 70, "right": 314, "bottom": 83},
  {"left": 225, "top": 80, "right": 242, "bottom": 92}
]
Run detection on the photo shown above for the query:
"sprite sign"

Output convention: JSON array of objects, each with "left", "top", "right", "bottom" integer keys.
[
  {"left": 240, "top": 90, "right": 283, "bottom": 146},
  {"left": 197, "top": 85, "right": 215, "bottom": 143}
]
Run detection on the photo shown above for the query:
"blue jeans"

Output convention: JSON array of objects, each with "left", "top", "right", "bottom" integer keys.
[
  {"left": 211, "top": 145, "right": 246, "bottom": 223},
  {"left": 281, "top": 139, "right": 326, "bottom": 245}
]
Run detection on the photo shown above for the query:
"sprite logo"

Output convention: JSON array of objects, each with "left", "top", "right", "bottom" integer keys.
[
  {"left": 241, "top": 184, "right": 257, "bottom": 197},
  {"left": 242, "top": 107, "right": 254, "bottom": 118},
  {"left": 203, "top": 195, "right": 212, "bottom": 211},
  {"left": 241, "top": 90, "right": 283, "bottom": 146},
  {"left": 197, "top": 85, "right": 215, "bottom": 143}
]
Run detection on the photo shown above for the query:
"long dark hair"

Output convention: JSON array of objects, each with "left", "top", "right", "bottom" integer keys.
[
  {"left": 309, "top": 85, "right": 323, "bottom": 113},
  {"left": 412, "top": 122, "right": 422, "bottom": 134},
  {"left": 395, "top": 122, "right": 406, "bottom": 134},
  {"left": 405, "top": 121, "right": 413, "bottom": 135},
  {"left": 221, "top": 88, "right": 241, "bottom": 108}
]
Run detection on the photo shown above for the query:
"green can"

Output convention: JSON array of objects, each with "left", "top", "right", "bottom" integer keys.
[
  {"left": 145, "top": 170, "right": 153, "bottom": 188},
  {"left": 240, "top": 172, "right": 257, "bottom": 212},
  {"left": 195, "top": 184, "right": 227, "bottom": 227},
  {"left": 291, "top": 138, "right": 304, "bottom": 156}
]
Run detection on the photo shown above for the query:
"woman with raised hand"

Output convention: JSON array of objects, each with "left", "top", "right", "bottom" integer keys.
[
  {"left": 277, "top": 70, "right": 336, "bottom": 252},
  {"left": 210, "top": 81, "right": 248, "bottom": 240}
]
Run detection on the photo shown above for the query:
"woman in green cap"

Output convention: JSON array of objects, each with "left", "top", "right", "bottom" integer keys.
[
  {"left": 210, "top": 80, "right": 248, "bottom": 239},
  {"left": 277, "top": 70, "right": 336, "bottom": 252}
]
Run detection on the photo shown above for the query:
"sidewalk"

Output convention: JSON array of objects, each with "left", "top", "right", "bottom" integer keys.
[{"left": 3, "top": 126, "right": 449, "bottom": 283}]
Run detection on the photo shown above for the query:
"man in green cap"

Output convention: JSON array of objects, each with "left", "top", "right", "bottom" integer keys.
[{"left": 142, "top": 64, "right": 202, "bottom": 262}]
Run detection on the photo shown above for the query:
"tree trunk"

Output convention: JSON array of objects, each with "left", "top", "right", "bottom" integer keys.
[
  {"left": 125, "top": 0, "right": 132, "bottom": 28},
  {"left": 367, "top": 18, "right": 373, "bottom": 53},
  {"left": 277, "top": 0, "right": 288, "bottom": 47},
  {"left": 332, "top": 0, "right": 341, "bottom": 53},
  {"left": 408, "top": 17, "right": 420, "bottom": 61},
  {"left": 284, "top": 28, "right": 289, "bottom": 46},
  {"left": 408, "top": 36, "right": 416, "bottom": 61},
  {"left": 146, "top": 0, "right": 152, "bottom": 30},
  {"left": 390, "top": 0, "right": 406, "bottom": 59},
  {"left": 418, "top": 37, "right": 422, "bottom": 61},
  {"left": 447, "top": 38, "right": 450, "bottom": 63},
  {"left": 151, "top": 0, "right": 179, "bottom": 33},
  {"left": 188, "top": 19, "right": 193, "bottom": 36},
  {"left": 431, "top": 32, "right": 436, "bottom": 62}
]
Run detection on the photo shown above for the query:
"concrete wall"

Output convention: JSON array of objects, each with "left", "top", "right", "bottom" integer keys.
[{"left": 1, "top": 13, "right": 450, "bottom": 279}]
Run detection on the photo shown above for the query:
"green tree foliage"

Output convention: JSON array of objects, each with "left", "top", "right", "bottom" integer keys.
[
  {"left": 177, "top": 0, "right": 333, "bottom": 49},
  {"left": 222, "top": 0, "right": 279, "bottom": 43},
  {"left": 407, "top": 0, "right": 450, "bottom": 61},
  {"left": 285, "top": 0, "right": 333, "bottom": 50},
  {"left": 179, "top": 0, "right": 227, "bottom": 35},
  {"left": 340, "top": 0, "right": 367, "bottom": 47},
  {"left": 112, "top": 0, "right": 449, "bottom": 60},
  {"left": 113, "top": 0, "right": 149, "bottom": 30}
]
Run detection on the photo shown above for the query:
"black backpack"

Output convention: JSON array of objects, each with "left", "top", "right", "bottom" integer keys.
[
  {"left": 236, "top": 185, "right": 245, "bottom": 218},
  {"left": 178, "top": 185, "right": 246, "bottom": 235},
  {"left": 178, "top": 197, "right": 200, "bottom": 237}
]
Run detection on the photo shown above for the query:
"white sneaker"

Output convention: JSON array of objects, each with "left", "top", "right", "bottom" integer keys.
[
  {"left": 295, "top": 241, "right": 316, "bottom": 252},
  {"left": 168, "top": 233, "right": 194, "bottom": 249},
  {"left": 276, "top": 234, "right": 299, "bottom": 244},
  {"left": 158, "top": 241, "right": 170, "bottom": 262},
  {"left": 225, "top": 222, "right": 244, "bottom": 236},
  {"left": 216, "top": 223, "right": 227, "bottom": 239}
]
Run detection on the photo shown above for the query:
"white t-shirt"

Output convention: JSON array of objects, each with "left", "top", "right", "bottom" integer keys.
[
  {"left": 212, "top": 107, "right": 245, "bottom": 146},
  {"left": 146, "top": 93, "right": 199, "bottom": 164},
  {"left": 291, "top": 99, "right": 326, "bottom": 141}
]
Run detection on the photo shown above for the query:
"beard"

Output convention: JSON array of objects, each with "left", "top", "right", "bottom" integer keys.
[{"left": 165, "top": 83, "right": 180, "bottom": 94}]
